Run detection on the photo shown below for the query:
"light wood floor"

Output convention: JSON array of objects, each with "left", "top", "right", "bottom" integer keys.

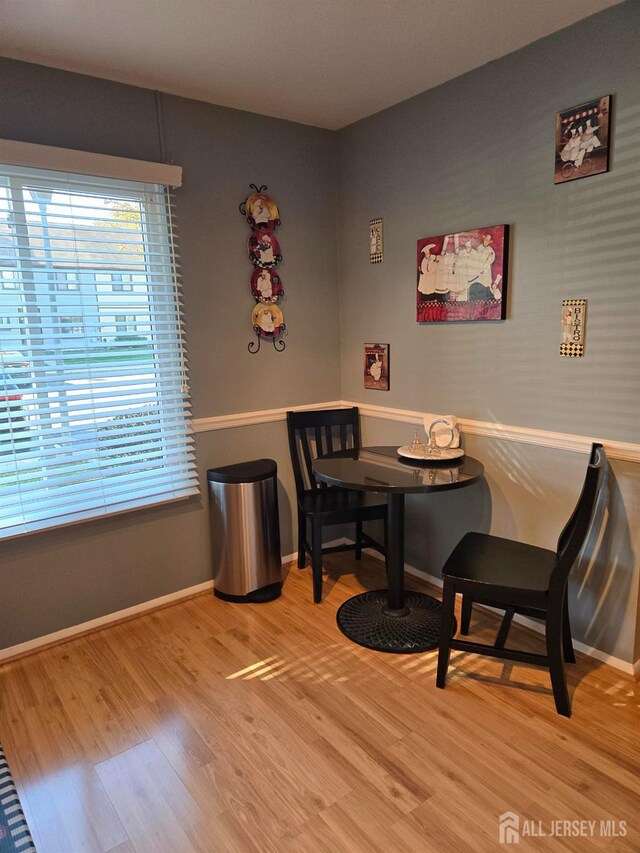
[{"left": 0, "top": 555, "right": 638, "bottom": 853}]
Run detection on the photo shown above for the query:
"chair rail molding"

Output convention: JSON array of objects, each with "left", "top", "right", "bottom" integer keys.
[
  {"left": 193, "top": 401, "right": 343, "bottom": 433},
  {"left": 192, "top": 400, "right": 640, "bottom": 463}
]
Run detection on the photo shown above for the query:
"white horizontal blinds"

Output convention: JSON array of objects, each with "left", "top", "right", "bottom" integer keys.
[{"left": 0, "top": 163, "right": 198, "bottom": 539}]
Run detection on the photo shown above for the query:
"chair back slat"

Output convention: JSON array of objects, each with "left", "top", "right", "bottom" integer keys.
[
  {"left": 339, "top": 423, "right": 347, "bottom": 451},
  {"left": 301, "top": 429, "right": 317, "bottom": 489},
  {"left": 352, "top": 411, "right": 361, "bottom": 450},
  {"left": 552, "top": 443, "right": 606, "bottom": 591},
  {"left": 324, "top": 425, "right": 334, "bottom": 454},
  {"left": 286, "top": 407, "right": 361, "bottom": 494}
]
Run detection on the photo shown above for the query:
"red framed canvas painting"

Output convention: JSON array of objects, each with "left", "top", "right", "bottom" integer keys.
[{"left": 417, "top": 224, "right": 508, "bottom": 322}]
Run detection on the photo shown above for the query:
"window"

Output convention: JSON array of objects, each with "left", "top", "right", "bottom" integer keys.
[
  {"left": 55, "top": 282, "right": 80, "bottom": 291},
  {"left": 1, "top": 271, "right": 18, "bottom": 290},
  {"left": 59, "top": 316, "right": 84, "bottom": 335},
  {"left": 0, "top": 161, "right": 196, "bottom": 538},
  {"left": 114, "top": 314, "right": 137, "bottom": 334}
]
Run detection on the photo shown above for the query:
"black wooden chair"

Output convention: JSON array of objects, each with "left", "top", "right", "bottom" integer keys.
[
  {"left": 436, "top": 443, "right": 606, "bottom": 717},
  {"left": 286, "top": 407, "right": 386, "bottom": 603}
]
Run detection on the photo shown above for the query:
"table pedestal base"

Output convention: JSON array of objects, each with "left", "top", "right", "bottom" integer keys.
[{"left": 336, "top": 590, "right": 453, "bottom": 653}]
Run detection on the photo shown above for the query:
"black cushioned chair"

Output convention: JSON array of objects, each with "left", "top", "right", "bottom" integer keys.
[
  {"left": 436, "top": 443, "right": 606, "bottom": 717},
  {"left": 287, "top": 407, "right": 386, "bottom": 603}
]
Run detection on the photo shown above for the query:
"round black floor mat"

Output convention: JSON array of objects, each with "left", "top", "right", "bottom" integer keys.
[{"left": 336, "top": 589, "right": 453, "bottom": 653}]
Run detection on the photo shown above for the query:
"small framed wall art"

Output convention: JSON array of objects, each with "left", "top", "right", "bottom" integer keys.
[
  {"left": 370, "top": 218, "right": 383, "bottom": 263},
  {"left": 364, "top": 343, "right": 389, "bottom": 391},
  {"left": 560, "top": 299, "right": 587, "bottom": 357},
  {"left": 555, "top": 95, "right": 610, "bottom": 184}
]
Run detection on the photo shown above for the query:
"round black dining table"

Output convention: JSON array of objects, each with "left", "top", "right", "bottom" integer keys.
[{"left": 312, "top": 445, "right": 484, "bottom": 653}]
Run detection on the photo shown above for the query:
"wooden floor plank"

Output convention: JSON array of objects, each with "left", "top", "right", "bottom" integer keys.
[
  {"left": 7, "top": 741, "right": 128, "bottom": 853},
  {"left": 0, "top": 554, "right": 637, "bottom": 852},
  {"left": 95, "top": 739, "right": 205, "bottom": 853}
]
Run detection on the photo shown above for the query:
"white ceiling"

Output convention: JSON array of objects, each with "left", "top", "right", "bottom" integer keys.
[{"left": 0, "top": 0, "right": 622, "bottom": 130}]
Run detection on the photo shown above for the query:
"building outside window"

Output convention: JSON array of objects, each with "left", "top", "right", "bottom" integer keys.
[
  {"left": 59, "top": 315, "right": 84, "bottom": 335},
  {"left": 54, "top": 272, "right": 79, "bottom": 291},
  {"left": 114, "top": 313, "right": 137, "bottom": 334},
  {"left": 1, "top": 270, "right": 18, "bottom": 289}
]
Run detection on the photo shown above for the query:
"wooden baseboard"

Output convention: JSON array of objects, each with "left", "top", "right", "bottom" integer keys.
[
  {"left": 3, "top": 546, "right": 636, "bottom": 679},
  {"left": 0, "top": 581, "right": 213, "bottom": 665},
  {"left": 0, "top": 552, "right": 299, "bottom": 666}
]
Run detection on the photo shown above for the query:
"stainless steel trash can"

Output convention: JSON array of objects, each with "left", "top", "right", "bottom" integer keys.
[{"left": 207, "top": 459, "right": 282, "bottom": 602}]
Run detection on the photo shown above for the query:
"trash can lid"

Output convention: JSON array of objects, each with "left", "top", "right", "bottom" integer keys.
[{"left": 207, "top": 458, "right": 277, "bottom": 484}]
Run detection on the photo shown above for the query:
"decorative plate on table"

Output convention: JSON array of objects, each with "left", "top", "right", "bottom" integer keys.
[{"left": 397, "top": 445, "right": 465, "bottom": 461}]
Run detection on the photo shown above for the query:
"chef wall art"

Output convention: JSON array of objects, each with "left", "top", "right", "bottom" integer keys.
[
  {"left": 251, "top": 268, "right": 283, "bottom": 303},
  {"left": 363, "top": 343, "right": 389, "bottom": 391},
  {"left": 252, "top": 303, "right": 285, "bottom": 337},
  {"left": 555, "top": 95, "right": 610, "bottom": 185},
  {"left": 240, "top": 184, "right": 286, "bottom": 352},
  {"left": 417, "top": 224, "right": 509, "bottom": 323}
]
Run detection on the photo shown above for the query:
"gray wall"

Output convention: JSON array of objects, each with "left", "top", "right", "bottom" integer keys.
[
  {"left": 0, "top": 57, "right": 340, "bottom": 648},
  {"left": 337, "top": 1, "right": 640, "bottom": 442},
  {"left": 337, "top": 1, "right": 640, "bottom": 663}
]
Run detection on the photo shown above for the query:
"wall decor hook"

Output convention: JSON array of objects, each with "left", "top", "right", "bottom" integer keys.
[{"left": 248, "top": 327, "right": 262, "bottom": 353}]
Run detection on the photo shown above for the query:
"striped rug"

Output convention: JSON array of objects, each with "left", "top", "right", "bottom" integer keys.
[{"left": 0, "top": 747, "right": 35, "bottom": 853}]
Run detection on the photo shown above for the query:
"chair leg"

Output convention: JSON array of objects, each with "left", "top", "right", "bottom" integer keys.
[
  {"left": 495, "top": 606, "right": 515, "bottom": 649},
  {"left": 355, "top": 520, "right": 363, "bottom": 560},
  {"left": 546, "top": 603, "right": 571, "bottom": 717},
  {"left": 436, "top": 580, "right": 457, "bottom": 688},
  {"left": 297, "top": 512, "right": 307, "bottom": 569},
  {"left": 562, "top": 592, "right": 576, "bottom": 664},
  {"left": 460, "top": 595, "right": 473, "bottom": 635},
  {"left": 311, "top": 521, "right": 323, "bottom": 604}
]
